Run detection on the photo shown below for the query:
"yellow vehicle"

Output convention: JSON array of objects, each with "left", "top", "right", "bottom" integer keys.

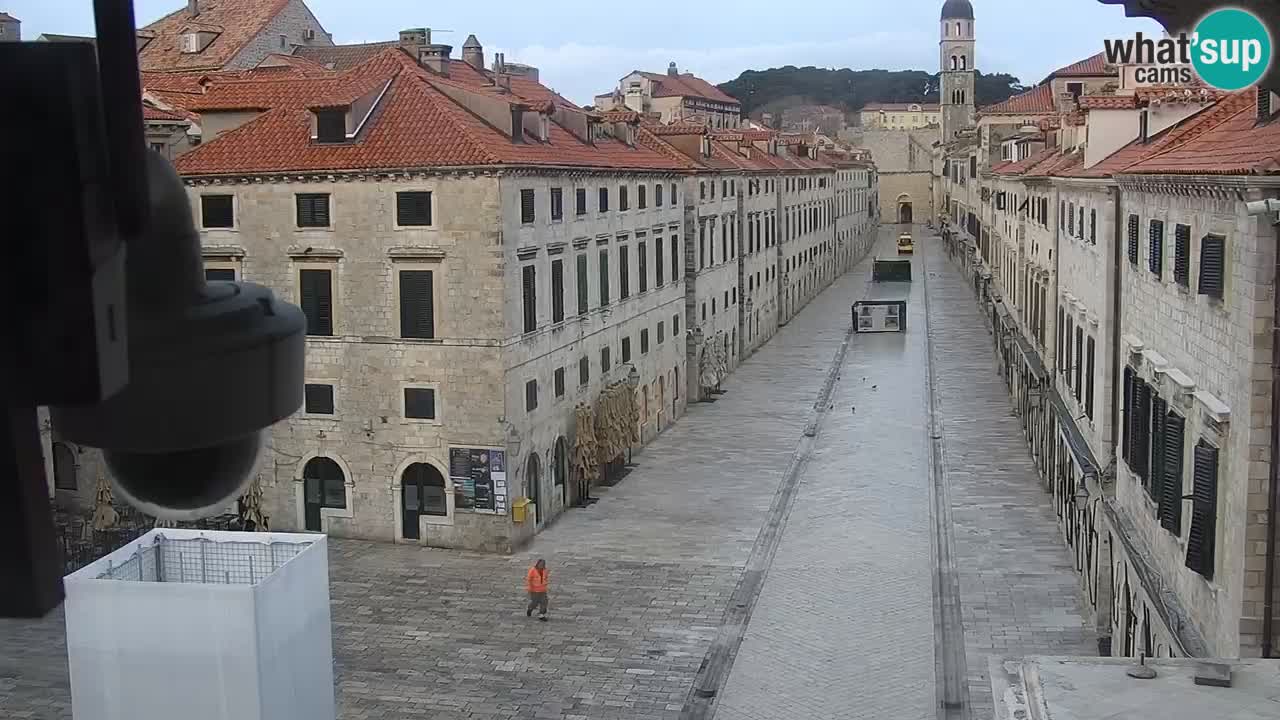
[{"left": 897, "top": 233, "right": 914, "bottom": 255}]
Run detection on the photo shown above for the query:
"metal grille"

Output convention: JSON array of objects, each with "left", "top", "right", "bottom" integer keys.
[{"left": 96, "top": 534, "right": 306, "bottom": 585}]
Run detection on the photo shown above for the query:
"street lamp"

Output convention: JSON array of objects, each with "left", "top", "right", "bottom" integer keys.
[
  {"left": 690, "top": 326, "right": 704, "bottom": 348},
  {"left": 626, "top": 365, "right": 640, "bottom": 388}
]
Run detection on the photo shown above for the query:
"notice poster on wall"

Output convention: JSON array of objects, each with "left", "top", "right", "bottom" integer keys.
[
  {"left": 449, "top": 447, "right": 505, "bottom": 513},
  {"left": 490, "top": 451, "right": 508, "bottom": 515}
]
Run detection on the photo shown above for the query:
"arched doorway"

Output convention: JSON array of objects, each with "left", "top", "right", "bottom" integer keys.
[
  {"left": 302, "top": 457, "right": 345, "bottom": 532},
  {"left": 897, "top": 194, "right": 913, "bottom": 225},
  {"left": 526, "top": 454, "right": 542, "bottom": 524},
  {"left": 401, "top": 462, "right": 447, "bottom": 540},
  {"left": 553, "top": 437, "right": 568, "bottom": 506},
  {"left": 53, "top": 442, "right": 77, "bottom": 491}
]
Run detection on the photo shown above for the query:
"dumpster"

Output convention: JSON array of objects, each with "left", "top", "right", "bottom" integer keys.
[{"left": 872, "top": 258, "right": 912, "bottom": 283}]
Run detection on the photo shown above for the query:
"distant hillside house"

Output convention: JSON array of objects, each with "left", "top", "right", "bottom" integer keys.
[
  {"left": 859, "top": 102, "right": 941, "bottom": 130},
  {"left": 595, "top": 62, "right": 741, "bottom": 128}
]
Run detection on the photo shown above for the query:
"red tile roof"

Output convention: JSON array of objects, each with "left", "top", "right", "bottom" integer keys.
[
  {"left": 636, "top": 71, "right": 739, "bottom": 105},
  {"left": 143, "top": 103, "right": 190, "bottom": 122},
  {"left": 646, "top": 123, "right": 708, "bottom": 136},
  {"left": 1121, "top": 92, "right": 1280, "bottom": 175},
  {"left": 982, "top": 84, "right": 1055, "bottom": 115},
  {"left": 294, "top": 42, "right": 398, "bottom": 72},
  {"left": 992, "top": 145, "right": 1059, "bottom": 176},
  {"left": 175, "top": 48, "right": 698, "bottom": 176},
  {"left": 1048, "top": 52, "right": 1110, "bottom": 79},
  {"left": 253, "top": 53, "right": 333, "bottom": 77},
  {"left": 1081, "top": 94, "right": 1138, "bottom": 110},
  {"left": 137, "top": 0, "right": 299, "bottom": 73}
]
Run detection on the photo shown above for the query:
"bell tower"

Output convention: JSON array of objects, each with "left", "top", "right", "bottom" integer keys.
[{"left": 940, "top": 0, "right": 976, "bottom": 140}]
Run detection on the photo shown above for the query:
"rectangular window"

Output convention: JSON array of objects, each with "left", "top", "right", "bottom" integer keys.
[
  {"left": 315, "top": 109, "right": 346, "bottom": 143},
  {"left": 969, "top": 155, "right": 977, "bottom": 178},
  {"left": 404, "top": 387, "right": 436, "bottom": 420},
  {"left": 1122, "top": 366, "right": 1134, "bottom": 465},
  {"left": 554, "top": 367, "right": 566, "bottom": 398},
  {"left": 673, "top": 314, "right": 680, "bottom": 336},
  {"left": 576, "top": 254, "right": 589, "bottom": 315},
  {"left": 1063, "top": 315, "right": 1073, "bottom": 384},
  {"left": 622, "top": 336, "right": 632, "bottom": 362},
  {"left": 205, "top": 268, "right": 236, "bottom": 281},
  {"left": 1068, "top": 203, "right": 1075, "bottom": 235},
  {"left": 656, "top": 238, "right": 665, "bottom": 286},
  {"left": 1185, "top": 441, "right": 1219, "bottom": 580},
  {"left": 658, "top": 321, "right": 665, "bottom": 344},
  {"left": 304, "top": 383, "right": 334, "bottom": 414},
  {"left": 1148, "top": 219, "right": 1164, "bottom": 278},
  {"left": 296, "top": 193, "right": 331, "bottom": 228},
  {"left": 640, "top": 328, "right": 650, "bottom": 354},
  {"left": 619, "top": 245, "right": 631, "bottom": 299},
  {"left": 1090, "top": 208, "right": 1097, "bottom": 244},
  {"left": 638, "top": 241, "right": 648, "bottom": 293},
  {"left": 1159, "top": 411, "right": 1185, "bottom": 534},
  {"left": 638, "top": 184, "right": 647, "bottom": 209},
  {"left": 598, "top": 187, "right": 609, "bottom": 212},
  {"left": 599, "top": 249, "right": 610, "bottom": 306},
  {"left": 601, "top": 346, "right": 611, "bottom": 372},
  {"left": 579, "top": 356, "right": 589, "bottom": 386},
  {"left": 399, "top": 270, "right": 435, "bottom": 339},
  {"left": 576, "top": 188, "right": 587, "bottom": 215},
  {"left": 201, "top": 194, "right": 234, "bottom": 228},
  {"left": 550, "top": 187, "right": 563, "bottom": 221},
  {"left": 1074, "top": 326, "right": 1083, "bottom": 401},
  {"left": 521, "top": 265, "right": 537, "bottom": 333},
  {"left": 699, "top": 223, "right": 707, "bottom": 269},
  {"left": 670, "top": 183, "right": 676, "bottom": 205},
  {"left": 396, "top": 191, "right": 433, "bottom": 226},
  {"left": 656, "top": 184, "right": 664, "bottom": 207},
  {"left": 520, "top": 189, "right": 535, "bottom": 224},
  {"left": 1127, "top": 214, "right": 1139, "bottom": 265},
  {"left": 1131, "top": 378, "right": 1151, "bottom": 485},
  {"left": 525, "top": 380, "right": 538, "bottom": 412},
  {"left": 619, "top": 185, "right": 629, "bottom": 212},
  {"left": 300, "top": 268, "right": 333, "bottom": 336},
  {"left": 1173, "top": 224, "right": 1191, "bottom": 286},
  {"left": 1149, "top": 394, "right": 1168, "bottom": 502},
  {"left": 551, "top": 259, "right": 564, "bottom": 323},
  {"left": 1198, "top": 234, "right": 1225, "bottom": 298},
  {"left": 1085, "top": 336, "right": 1095, "bottom": 420}
]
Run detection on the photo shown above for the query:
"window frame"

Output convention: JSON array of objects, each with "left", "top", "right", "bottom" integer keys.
[
  {"left": 295, "top": 192, "right": 333, "bottom": 229},
  {"left": 302, "top": 382, "right": 337, "bottom": 417},
  {"left": 397, "top": 267, "right": 437, "bottom": 340},
  {"left": 200, "top": 193, "right": 236, "bottom": 230},
  {"left": 394, "top": 190, "right": 434, "bottom": 228},
  {"left": 402, "top": 384, "right": 441, "bottom": 423}
]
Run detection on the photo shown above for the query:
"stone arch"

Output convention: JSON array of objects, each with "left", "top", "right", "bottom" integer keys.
[
  {"left": 525, "top": 452, "right": 543, "bottom": 524},
  {"left": 950, "top": 55, "right": 958, "bottom": 70},
  {"left": 960, "top": 55, "right": 967, "bottom": 70},
  {"left": 897, "top": 193, "right": 913, "bottom": 225},
  {"left": 293, "top": 451, "right": 355, "bottom": 531},
  {"left": 392, "top": 454, "right": 452, "bottom": 540},
  {"left": 52, "top": 441, "right": 78, "bottom": 491}
]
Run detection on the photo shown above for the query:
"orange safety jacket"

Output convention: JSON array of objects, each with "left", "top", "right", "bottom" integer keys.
[{"left": 526, "top": 567, "right": 548, "bottom": 593}]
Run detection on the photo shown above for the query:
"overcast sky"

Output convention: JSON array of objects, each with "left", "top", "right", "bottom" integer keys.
[{"left": 9, "top": 0, "right": 1161, "bottom": 104}]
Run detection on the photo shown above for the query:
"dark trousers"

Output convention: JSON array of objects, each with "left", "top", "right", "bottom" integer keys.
[{"left": 527, "top": 591, "right": 548, "bottom": 616}]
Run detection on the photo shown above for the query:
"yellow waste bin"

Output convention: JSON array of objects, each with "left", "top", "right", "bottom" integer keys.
[{"left": 512, "top": 498, "right": 531, "bottom": 523}]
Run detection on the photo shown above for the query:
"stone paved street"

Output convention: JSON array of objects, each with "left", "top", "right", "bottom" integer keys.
[
  {"left": 923, "top": 237, "right": 1097, "bottom": 720},
  {"left": 0, "top": 226, "right": 1095, "bottom": 720}
]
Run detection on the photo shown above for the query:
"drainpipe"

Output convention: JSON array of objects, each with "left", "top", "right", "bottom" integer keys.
[{"left": 1265, "top": 198, "right": 1280, "bottom": 659}]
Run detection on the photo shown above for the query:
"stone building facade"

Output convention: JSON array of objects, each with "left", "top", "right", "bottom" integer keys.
[
  {"left": 136, "top": 0, "right": 333, "bottom": 74},
  {"left": 858, "top": 103, "right": 940, "bottom": 131},
  {"left": 594, "top": 64, "right": 742, "bottom": 129},
  {"left": 53, "top": 37, "right": 879, "bottom": 553},
  {"left": 939, "top": 58, "right": 1280, "bottom": 659},
  {"left": 0, "top": 11, "right": 19, "bottom": 41}
]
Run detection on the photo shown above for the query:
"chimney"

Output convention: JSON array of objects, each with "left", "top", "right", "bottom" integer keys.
[
  {"left": 510, "top": 105, "right": 527, "bottom": 144},
  {"left": 399, "top": 28, "right": 428, "bottom": 58},
  {"left": 493, "top": 52, "right": 506, "bottom": 75},
  {"left": 419, "top": 44, "right": 453, "bottom": 76},
  {"left": 668, "top": 61, "right": 678, "bottom": 77},
  {"left": 462, "top": 34, "right": 484, "bottom": 71},
  {"left": 188, "top": 0, "right": 199, "bottom": 16}
]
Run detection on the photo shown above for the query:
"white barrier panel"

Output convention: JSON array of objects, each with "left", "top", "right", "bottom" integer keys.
[{"left": 64, "top": 529, "right": 335, "bottom": 720}]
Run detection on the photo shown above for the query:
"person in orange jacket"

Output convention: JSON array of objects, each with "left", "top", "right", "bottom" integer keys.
[{"left": 525, "top": 558, "right": 549, "bottom": 621}]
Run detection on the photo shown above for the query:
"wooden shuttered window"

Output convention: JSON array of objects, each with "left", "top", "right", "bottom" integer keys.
[
  {"left": 1173, "top": 224, "right": 1191, "bottom": 286},
  {"left": 1064, "top": 316, "right": 1074, "bottom": 388},
  {"left": 525, "top": 380, "right": 538, "bottom": 412},
  {"left": 619, "top": 245, "right": 630, "bottom": 299},
  {"left": 554, "top": 367, "right": 565, "bottom": 398},
  {"left": 640, "top": 328, "right": 650, "bottom": 354},
  {"left": 521, "top": 264, "right": 537, "bottom": 333},
  {"left": 656, "top": 238, "right": 665, "bottom": 286},
  {"left": 1149, "top": 394, "right": 1168, "bottom": 502},
  {"left": 1074, "top": 326, "right": 1083, "bottom": 401},
  {"left": 578, "top": 356, "right": 589, "bottom": 386},
  {"left": 1185, "top": 442, "right": 1219, "bottom": 580},
  {"left": 544, "top": 260, "right": 561, "bottom": 326},
  {"left": 1057, "top": 306, "right": 1065, "bottom": 371},
  {"left": 656, "top": 183, "right": 664, "bottom": 207},
  {"left": 1127, "top": 214, "right": 1139, "bottom": 265},
  {"left": 520, "top": 189, "right": 535, "bottom": 224},
  {"left": 1090, "top": 208, "right": 1096, "bottom": 244},
  {"left": 637, "top": 184, "right": 647, "bottom": 209},
  {"left": 1130, "top": 378, "right": 1151, "bottom": 484},
  {"left": 296, "top": 193, "right": 330, "bottom": 227},
  {"left": 1085, "top": 336, "right": 1095, "bottom": 420},
  {"left": 599, "top": 249, "right": 610, "bottom": 306},
  {"left": 1159, "top": 411, "right": 1185, "bottom": 534},
  {"left": 1148, "top": 219, "right": 1164, "bottom": 278},
  {"left": 621, "top": 337, "right": 631, "bottom": 362},
  {"left": 201, "top": 195, "right": 234, "bottom": 228},
  {"left": 1121, "top": 366, "right": 1134, "bottom": 464},
  {"left": 550, "top": 187, "right": 563, "bottom": 221},
  {"left": 619, "top": 185, "right": 629, "bottom": 211},
  {"left": 399, "top": 270, "right": 435, "bottom": 339},
  {"left": 1198, "top": 234, "right": 1225, "bottom": 299},
  {"left": 638, "top": 241, "right": 648, "bottom": 293},
  {"left": 575, "top": 188, "right": 587, "bottom": 215},
  {"left": 300, "top": 269, "right": 333, "bottom": 336},
  {"left": 205, "top": 268, "right": 236, "bottom": 281},
  {"left": 598, "top": 187, "right": 609, "bottom": 212},
  {"left": 396, "top": 191, "right": 432, "bottom": 226},
  {"left": 576, "top": 254, "right": 589, "bottom": 315}
]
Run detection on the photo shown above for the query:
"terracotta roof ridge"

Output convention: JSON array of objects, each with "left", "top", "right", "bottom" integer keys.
[
  {"left": 407, "top": 78, "right": 505, "bottom": 166},
  {"left": 173, "top": 106, "right": 288, "bottom": 173},
  {"left": 1116, "top": 92, "right": 1256, "bottom": 173}
]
